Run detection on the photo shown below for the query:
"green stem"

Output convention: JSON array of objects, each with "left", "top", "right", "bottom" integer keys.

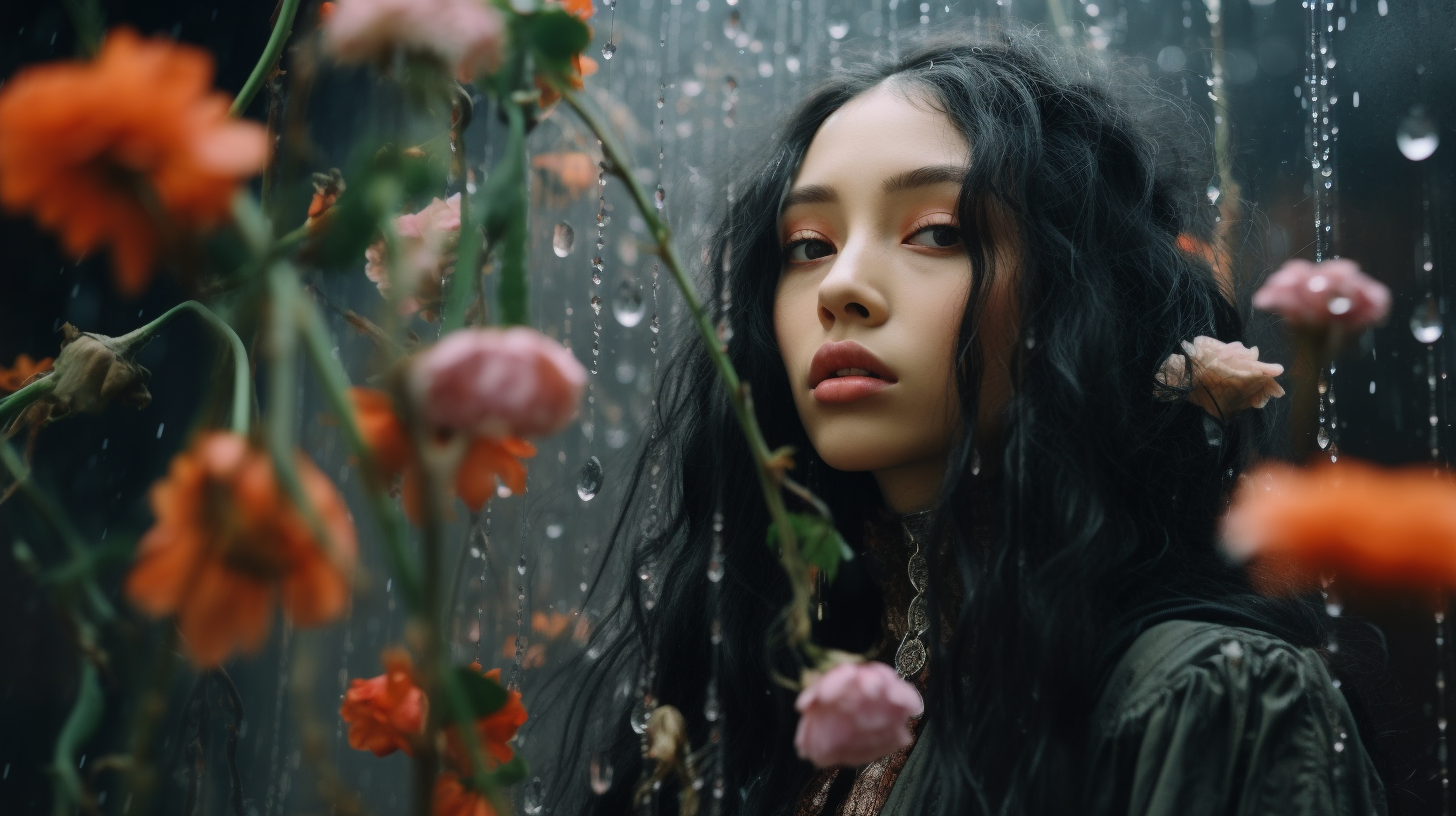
[
  {"left": 116, "top": 301, "right": 251, "bottom": 436},
  {"left": 297, "top": 299, "right": 424, "bottom": 610},
  {"left": 50, "top": 660, "right": 103, "bottom": 816},
  {"left": 229, "top": 0, "right": 303, "bottom": 118},
  {"left": 0, "top": 376, "right": 56, "bottom": 428},
  {"left": 441, "top": 184, "right": 484, "bottom": 333},
  {"left": 558, "top": 86, "right": 811, "bottom": 646}
]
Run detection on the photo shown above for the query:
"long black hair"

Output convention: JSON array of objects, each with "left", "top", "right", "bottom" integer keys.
[{"left": 545, "top": 30, "right": 1357, "bottom": 816}]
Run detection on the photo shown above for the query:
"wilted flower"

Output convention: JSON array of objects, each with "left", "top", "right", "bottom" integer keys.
[
  {"left": 411, "top": 327, "right": 587, "bottom": 439},
  {"left": 322, "top": 0, "right": 505, "bottom": 80},
  {"left": 1252, "top": 258, "right": 1391, "bottom": 331},
  {"left": 364, "top": 194, "right": 463, "bottom": 321},
  {"left": 0, "top": 29, "right": 268, "bottom": 296},
  {"left": 1223, "top": 460, "right": 1456, "bottom": 593},
  {"left": 1156, "top": 336, "right": 1285, "bottom": 417},
  {"left": 348, "top": 387, "right": 535, "bottom": 523},
  {"left": 0, "top": 354, "right": 54, "bottom": 394},
  {"left": 794, "top": 661, "right": 923, "bottom": 768},
  {"left": 46, "top": 326, "right": 153, "bottom": 416},
  {"left": 340, "top": 648, "right": 427, "bottom": 757},
  {"left": 126, "top": 432, "right": 356, "bottom": 667}
]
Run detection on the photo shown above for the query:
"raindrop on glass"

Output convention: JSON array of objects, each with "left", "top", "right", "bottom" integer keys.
[
  {"left": 827, "top": 20, "right": 850, "bottom": 39},
  {"left": 523, "top": 777, "right": 544, "bottom": 815},
  {"left": 613, "top": 282, "right": 646, "bottom": 327},
  {"left": 517, "top": 555, "right": 527, "bottom": 576},
  {"left": 601, "top": 42, "right": 617, "bottom": 60},
  {"left": 553, "top": 222, "right": 575, "bottom": 257},
  {"left": 1316, "top": 426, "right": 1330, "bottom": 450},
  {"left": 1413, "top": 295, "right": 1444, "bottom": 344},
  {"left": 590, "top": 295, "right": 602, "bottom": 315},
  {"left": 1206, "top": 185, "right": 1221, "bottom": 204},
  {"left": 1397, "top": 109, "right": 1440, "bottom": 161},
  {"left": 654, "top": 185, "right": 666, "bottom": 210},
  {"left": 577, "top": 456, "right": 603, "bottom": 501},
  {"left": 590, "top": 754, "right": 614, "bottom": 795},
  {"left": 707, "top": 555, "right": 724, "bottom": 582}
]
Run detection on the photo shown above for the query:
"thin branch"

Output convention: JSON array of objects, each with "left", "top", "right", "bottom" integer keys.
[{"left": 230, "top": 0, "right": 304, "bottom": 118}]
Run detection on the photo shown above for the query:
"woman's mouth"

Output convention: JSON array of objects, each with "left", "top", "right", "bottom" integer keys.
[{"left": 809, "top": 342, "right": 897, "bottom": 404}]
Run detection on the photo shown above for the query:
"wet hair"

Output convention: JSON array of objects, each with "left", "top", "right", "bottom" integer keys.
[{"left": 545, "top": 29, "right": 1376, "bottom": 816}]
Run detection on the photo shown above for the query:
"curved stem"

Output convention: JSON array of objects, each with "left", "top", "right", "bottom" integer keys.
[
  {"left": 558, "top": 86, "right": 812, "bottom": 647},
  {"left": 0, "top": 376, "right": 56, "bottom": 428},
  {"left": 229, "top": 0, "right": 303, "bottom": 118},
  {"left": 117, "top": 301, "right": 251, "bottom": 436}
]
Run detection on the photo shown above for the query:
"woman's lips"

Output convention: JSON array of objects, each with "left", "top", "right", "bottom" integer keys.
[{"left": 808, "top": 341, "right": 896, "bottom": 404}]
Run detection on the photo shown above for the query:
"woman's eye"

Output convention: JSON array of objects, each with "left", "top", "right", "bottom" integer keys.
[
  {"left": 907, "top": 224, "right": 962, "bottom": 249},
  {"left": 785, "top": 239, "right": 835, "bottom": 262}
]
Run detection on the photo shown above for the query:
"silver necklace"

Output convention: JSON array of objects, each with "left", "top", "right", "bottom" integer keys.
[{"left": 894, "top": 511, "right": 932, "bottom": 678}]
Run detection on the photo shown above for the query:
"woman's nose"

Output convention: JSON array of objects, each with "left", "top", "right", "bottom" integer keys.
[{"left": 817, "top": 242, "right": 890, "bottom": 330}]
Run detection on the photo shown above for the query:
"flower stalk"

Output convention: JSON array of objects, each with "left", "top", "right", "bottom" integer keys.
[{"left": 229, "top": 0, "right": 304, "bottom": 118}]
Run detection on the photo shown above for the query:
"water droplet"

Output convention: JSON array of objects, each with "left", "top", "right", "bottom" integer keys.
[
  {"left": 654, "top": 185, "right": 666, "bottom": 210},
  {"left": 590, "top": 754, "right": 614, "bottom": 795},
  {"left": 1317, "top": 426, "right": 1330, "bottom": 449},
  {"left": 707, "top": 556, "right": 724, "bottom": 582},
  {"left": 704, "top": 681, "right": 722, "bottom": 721},
  {"left": 1203, "top": 414, "right": 1224, "bottom": 447},
  {"left": 577, "top": 456, "right": 603, "bottom": 501},
  {"left": 601, "top": 42, "right": 617, "bottom": 60},
  {"left": 553, "top": 222, "right": 575, "bottom": 257},
  {"left": 1413, "top": 294, "right": 1444, "bottom": 343},
  {"left": 1321, "top": 165, "right": 1333, "bottom": 177},
  {"left": 590, "top": 295, "right": 602, "bottom": 315},
  {"left": 517, "top": 555, "right": 527, "bottom": 576},
  {"left": 1327, "top": 296, "right": 1352, "bottom": 315},
  {"left": 970, "top": 448, "right": 982, "bottom": 476},
  {"left": 1206, "top": 185, "right": 1221, "bottom": 204},
  {"left": 1398, "top": 109, "right": 1440, "bottom": 161},
  {"left": 612, "top": 282, "right": 646, "bottom": 327},
  {"left": 523, "top": 777, "right": 544, "bottom": 814},
  {"left": 827, "top": 20, "right": 850, "bottom": 38},
  {"left": 1326, "top": 601, "right": 1343, "bottom": 616}
]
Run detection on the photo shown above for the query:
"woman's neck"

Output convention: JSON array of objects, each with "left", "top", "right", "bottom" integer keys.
[{"left": 873, "top": 453, "right": 949, "bottom": 513}]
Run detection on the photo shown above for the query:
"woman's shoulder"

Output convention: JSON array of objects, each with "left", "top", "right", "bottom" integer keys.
[{"left": 1087, "top": 619, "right": 1386, "bottom": 816}]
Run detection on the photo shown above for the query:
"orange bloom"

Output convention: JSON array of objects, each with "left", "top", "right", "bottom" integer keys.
[
  {"left": 0, "top": 29, "right": 269, "bottom": 296},
  {"left": 532, "top": 151, "right": 597, "bottom": 200},
  {"left": 1223, "top": 460, "right": 1456, "bottom": 593},
  {"left": 0, "top": 354, "right": 54, "bottom": 393},
  {"left": 341, "top": 647, "right": 427, "bottom": 756},
  {"left": 434, "top": 774, "right": 496, "bottom": 816},
  {"left": 348, "top": 387, "right": 535, "bottom": 523},
  {"left": 556, "top": 0, "right": 594, "bottom": 19},
  {"left": 446, "top": 665, "right": 528, "bottom": 773},
  {"left": 125, "top": 432, "right": 356, "bottom": 667},
  {"left": 537, "top": 54, "right": 597, "bottom": 108}
]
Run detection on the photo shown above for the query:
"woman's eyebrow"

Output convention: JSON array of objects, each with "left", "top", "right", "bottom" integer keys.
[{"left": 781, "top": 165, "right": 968, "bottom": 211}]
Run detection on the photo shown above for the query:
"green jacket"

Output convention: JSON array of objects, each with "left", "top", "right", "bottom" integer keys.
[{"left": 881, "top": 620, "right": 1387, "bottom": 815}]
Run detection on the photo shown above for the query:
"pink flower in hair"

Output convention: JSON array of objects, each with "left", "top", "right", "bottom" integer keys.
[
  {"left": 363, "top": 194, "right": 462, "bottom": 319},
  {"left": 1251, "top": 258, "right": 1391, "bottom": 331},
  {"left": 412, "top": 327, "right": 587, "bottom": 438},
  {"left": 323, "top": 0, "right": 504, "bottom": 80},
  {"left": 1156, "top": 336, "right": 1286, "bottom": 417},
  {"left": 793, "top": 661, "right": 923, "bottom": 768}
]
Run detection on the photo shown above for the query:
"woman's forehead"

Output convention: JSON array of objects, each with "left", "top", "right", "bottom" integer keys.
[{"left": 795, "top": 83, "right": 968, "bottom": 189}]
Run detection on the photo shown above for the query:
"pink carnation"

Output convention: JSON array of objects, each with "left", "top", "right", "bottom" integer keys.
[
  {"left": 323, "top": 0, "right": 504, "bottom": 80},
  {"left": 411, "top": 327, "right": 587, "bottom": 438},
  {"left": 1156, "top": 336, "right": 1286, "bottom": 417},
  {"left": 1251, "top": 258, "right": 1391, "bottom": 331},
  {"left": 793, "top": 661, "right": 923, "bottom": 768},
  {"left": 364, "top": 194, "right": 462, "bottom": 319}
]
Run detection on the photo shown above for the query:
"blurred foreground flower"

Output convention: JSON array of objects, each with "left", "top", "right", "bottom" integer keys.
[
  {"left": 0, "top": 354, "right": 54, "bottom": 394},
  {"left": 323, "top": 0, "right": 504, "bottom": 80},
  {"left": 1223, "top": 460, "right": 1456, "bottom": 593},
  {"left": 1156, "top": 336, "right": 1285, "bottom": 417},
  {"left": 794, "top": 661, "right": 923, "bottom": 768},
  {"left": 341, "top": 647, "right": 427, "bottom": 756},
  {"left": 126, "top": 432, "right": 356, "bottom": 667},
  {"left": 364, "top": 194, "right": 463, "bottom": 320},
  {"left": 412, "top": 327, "right": 587, "bottom": 438},
  {"left": 445, "top": 664, "right": 528, "bottom": 771},
  {"left": 0, "top": 29, "right": 268, "bottom": 296},
  {"left": 535, "top": 0, "right": 597, "bottom": 108},
  {"left": 434, "top": 774, "right": 497, "bottom": 816},
  {"left": 349, "top": 387, "right": 535, "bottom": 523},
  {"left": 1252, "top": 258, "right": 1391, "bottom": 332}
]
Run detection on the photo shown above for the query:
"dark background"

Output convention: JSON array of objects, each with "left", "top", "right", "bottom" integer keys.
[{"left": 1, "top": 0, "right": 1454, "bottom": 813}]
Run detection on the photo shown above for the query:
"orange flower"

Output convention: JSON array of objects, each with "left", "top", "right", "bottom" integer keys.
[
  {"left": 556, "top": 0, "right": 594, "bottom": 19},
  {"left": 537, "top": 54, "right": 597, "bottom": 108},
  {"left": 532, "top": 152, "right": 597, "bottom": 200},
  {"left": 434, "top": 774, "right": 496, "bottom": 816},
  {"left": 0, "top": 30, "right": 269, "bottom": 297},
  {"left": 0, "top": 354, "right": 54, "bottom": 393},
  {"left": 1223, "top": 460, "right": 1456, "bottom": 593},
  {"left": 348, "top": 387, "right": 535, "bottom": 523},
  {"left": 341, "top": 648, "right": 427, "bottom": 756},
  {"left": 125, "top": 432, "right": 356, "bottom": 667},
  {"left": 446, "top": 665, "right": 528, "bottom": 772}
]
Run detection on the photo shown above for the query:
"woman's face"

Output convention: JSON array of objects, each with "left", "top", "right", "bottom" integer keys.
[{"left": 773, "top": 82, "right": 1014, "bottom": 513}]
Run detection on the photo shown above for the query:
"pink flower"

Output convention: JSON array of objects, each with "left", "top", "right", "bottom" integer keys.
[
  {"left": 364, "top": 194, "right": 462, "bottom": 319},
  {"left": 793, "top": 661, "right": 923, "bottom": 768},
  {"left": 323, "top": 0, "right": 505, "bottom": 80},
  {"left": 1156, "top": 336, "right": 1286, "bottom": 417},
  {"left": 411, "top": 327, "right": 587, "bottom": 438},
  {"left": 1251, "top": 258, "right": 1391, "bottom": 331}
]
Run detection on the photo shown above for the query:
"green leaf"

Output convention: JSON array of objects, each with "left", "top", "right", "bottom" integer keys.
[
  {"left": 454, "top": 666, "right": 508, "bottom": 718},
  {"left": 516, "top": 10, "right": 592, "bottom": 74},
  {"left": 767, "top": 513, "right": 852, "bottom": 584},
  {"left": 486, "top": 754, "right": 529, "bottom": 789}
]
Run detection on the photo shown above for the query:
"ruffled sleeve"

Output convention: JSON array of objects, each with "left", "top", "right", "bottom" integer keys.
[{"left": 1087, "top": 620, "right": 1386, "bottom": 816}]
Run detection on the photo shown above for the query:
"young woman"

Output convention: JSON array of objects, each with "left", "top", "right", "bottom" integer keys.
[{"left": 551, "top": 32, "right": 1388, "bottom": 816}]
